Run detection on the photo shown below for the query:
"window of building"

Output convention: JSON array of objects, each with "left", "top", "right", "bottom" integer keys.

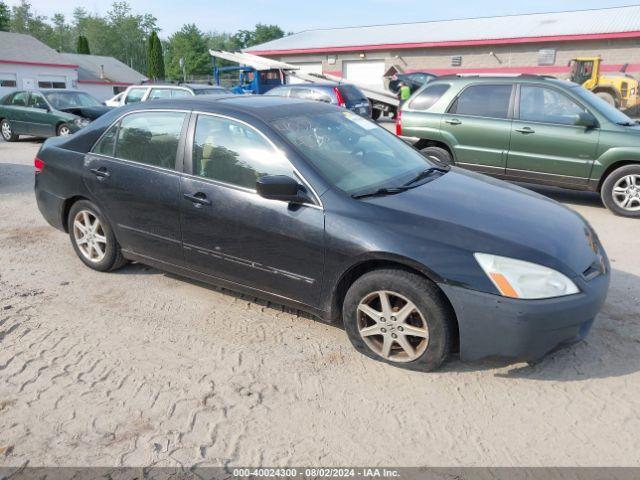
[
  {"left": 38, "top": 81, "right": 66, "bottom": 89},
  {"left": 448, "top": 84, "right": 512, "bottom": 119},
  {"left": 192, "top": 114, "right": 294, "bottom": 190},
  {"left": 538, "top": 49, "right": 557, "bottom": 66}
]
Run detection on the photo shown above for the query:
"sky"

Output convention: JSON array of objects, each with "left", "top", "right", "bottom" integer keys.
[{"left": 9, "top": 0, "right": 639, "bottom": 36}]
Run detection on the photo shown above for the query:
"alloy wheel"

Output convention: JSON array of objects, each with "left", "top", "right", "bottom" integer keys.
[
  {"left": 1, "top": 121, "right": 11, "bottom": 140},
  {"left": 356, "top": 290, "right": 429, "bottom": 363},
  {"left": 612, "top": 174, "right": 640, "bottom": 212},
  {"left": 58, "top": 125, "right": 71, "bottom": 136},
  {"left": 73, "top": 210, "right": 107, "bottom": 263}
]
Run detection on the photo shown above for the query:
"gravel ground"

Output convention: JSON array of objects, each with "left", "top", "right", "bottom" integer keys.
[{"left": 1, "top": 139, "right": 639, "bottom": 468}]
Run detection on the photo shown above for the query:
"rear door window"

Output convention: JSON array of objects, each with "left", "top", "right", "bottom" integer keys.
[
  {"left": 409, "top": 84, "right": 450, "bottom": 110},
  {"left": 448, "top": 84, "right": 512, "bottom": 119},
  {"left": 171, "top": 89, "right": 191, "bottom": 98},
  {"left": 10, "top": 91, "right": 29, "bottom": 106},
  {"left": 148, "top": 88, "right": 173, "bottom": 100},
  {"left": 339, "top": 85, "right": 367, "bottom": 104},
  {"left": 113, "top": 111, "right": 187, "bottom": 169}
]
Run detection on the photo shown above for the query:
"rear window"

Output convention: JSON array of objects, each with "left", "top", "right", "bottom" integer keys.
[
  {"left": 409, "top": 84, "right": 450, "bottom": 110},
  {"left": 339, "top": 85, "right": 367, "bottom": 103},
  {"left": 448, "top": 84, "right": 512, "bottom": 119}
]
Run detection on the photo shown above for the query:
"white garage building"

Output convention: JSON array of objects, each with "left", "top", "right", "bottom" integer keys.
[{"left": 0, "top": 32, "right": 78, "bottom": 97}]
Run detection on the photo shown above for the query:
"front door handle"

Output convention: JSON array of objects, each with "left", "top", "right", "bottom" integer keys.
[
  {"left": 515, "top": 127, "right": 535, "bottom": 134},
  {"left": 89, "top": 167, "right": 110, "bottom": 178},
  {"left": 183, "top": 192, "right": 212, "bottom": 206},
  {"left": 445, "top": 118, "right": 462, "bottom": 125}
]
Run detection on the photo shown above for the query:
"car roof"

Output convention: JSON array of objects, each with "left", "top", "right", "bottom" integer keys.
[
  {"left": 275, "top": 82, "right": 360, "bottom": 89},
  {"left": 428, "top": 74, "right": 573, "bottom": 88},
  {"left": 120, "top": 94, "right": 337, "bottom": 121}
]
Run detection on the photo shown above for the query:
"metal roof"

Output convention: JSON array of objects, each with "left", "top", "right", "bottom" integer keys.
[
  {"left": 60, "top": 53, "right": 146, "bottom": 84},
  {"left": 0, "top": 32, "right": 77, "bottom": 67},
  {"left": 248, "top": 5, "right": 640, "bottom": 54}
]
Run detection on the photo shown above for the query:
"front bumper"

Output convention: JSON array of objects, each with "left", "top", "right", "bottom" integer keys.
[{"left": 440, "top": 271, "right": 610, "bottom": 362}]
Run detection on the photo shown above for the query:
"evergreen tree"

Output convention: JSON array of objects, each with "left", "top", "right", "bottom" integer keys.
[
  {"left": 76, "top": 35, "right": 90, "bottom": 54},
  {"left": 0, "top": 1, "right": 10, "bottom": 32},
  {"left": 147, "top": 31, "right": 165, "bottom": 80}
]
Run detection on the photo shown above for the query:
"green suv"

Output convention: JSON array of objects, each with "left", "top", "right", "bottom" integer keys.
[{"left": 397, "top": 74, "right": 640, "bottom": 217}]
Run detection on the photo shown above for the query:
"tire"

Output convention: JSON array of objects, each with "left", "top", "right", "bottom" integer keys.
[
  {"left": 1, "top": 119, "right": 18, "bottom": 142},
  {"left": 371, "top": 108, "right": 382, "bottom": 121},
  {"left": 600, "top": 164, "right": 640, "bottom": 218},
  {"left": 67, "top": 200, "right": 128, "bottom": 271},
  {"left": 596, "top": 91, "right": 617, "bottom": 108},
  {"left": 57, "top": 123, "right": 72, "bottom": 137},
  {"left": 342, "top": 269, "right": 454, "bottom": 371},
  {"left": 420, "top": 146, "right": 454, "bottom": 166}
]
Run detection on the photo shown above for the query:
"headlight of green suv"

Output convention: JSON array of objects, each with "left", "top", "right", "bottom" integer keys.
[
  {"left": 74, "top": 118, "right": 90, "bottom": 128},
  {"left": 474, "top": 253, "right": 580, "bottom": 299}
]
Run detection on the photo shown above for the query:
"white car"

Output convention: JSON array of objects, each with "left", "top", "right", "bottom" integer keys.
[
  {"left": 104, "top": 92, "right": 125, "bottom": 107},
  {"left": 116, "top": 84, "right": 231, "bottom": 106}
]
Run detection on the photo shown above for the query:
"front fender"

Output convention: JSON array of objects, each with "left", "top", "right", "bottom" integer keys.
[{"left": 590, "top": 145, "right": 640, "bottom": 180}]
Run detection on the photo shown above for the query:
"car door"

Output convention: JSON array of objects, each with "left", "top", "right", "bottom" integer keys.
[
  {"left": 3, "top": 91, "right": 31, "bottom": 134},
  {"left": 84, "top": 110, "right": 189, "bottom": 265},
  {"left": 440, "top": 83, "right": 514, "bottom": 174},
  {"left": 26, "top": 92, "right": 56, "bottom": 137},
  {"left": 179, "top": 113, "right": 325, "bottom": 307},
  {"left": 507, "top": 84, "right": 599, "bottom": 184}
]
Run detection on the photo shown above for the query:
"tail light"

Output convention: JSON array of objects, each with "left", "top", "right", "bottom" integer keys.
[
  {"left": 395, "top": 109, "right": 402, "bottom": 136},
  {"left": 333, "top": 87, "right": 346, "bottom": 107},
  {"left": 34, "top": 157, "right": 45, "bottom": 174}
]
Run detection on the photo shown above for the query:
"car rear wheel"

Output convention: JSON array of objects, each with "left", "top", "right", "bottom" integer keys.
[
  {"left": 57, "top": 123, "right": 71, "bottom": 136},
  {"left": 371, "top": 108, "right": 382, "bottom": 120},
  {"left": 420, "top": 146, "right": 453, "bottom": 166},
  {"left": 343, "top": 269, "right": 453, "bottom": 371},
  {"left": 601, "top": 164, "right": 640, "bottom": 217},
  {"left": 1, "top": 119, "right": 18, "bottom": 142},
  {"left": 68, "top": 200, "right": 127, "bottom": 271}
]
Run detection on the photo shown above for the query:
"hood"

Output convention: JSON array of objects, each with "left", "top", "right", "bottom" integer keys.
[
  {"left": 58, "top": 106, "right": 112, "bottom": 120},
  {"left": 361, "top": 167, "right": 602, "bottom": 278}
]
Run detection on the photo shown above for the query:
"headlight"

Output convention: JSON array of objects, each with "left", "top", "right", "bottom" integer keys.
[
  {"left": 474, "top": 253, "right": 579, "bottom": 299},
  {"left": 74, "top": 118, "right": 90, "bottom": 128}
]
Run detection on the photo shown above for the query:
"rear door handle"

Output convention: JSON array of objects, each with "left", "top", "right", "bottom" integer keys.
[
  {"left": 445, "top": 118, "right": 462, "bottom": 125},
  {"left": 89, "top": 167, "right": 110, "bottom": 178},
  {"left": 183, "top": 192, "right": 212, "bottom": 206},
  {"left": 515, "top": 127, "right": 535, "bottom": 134}
]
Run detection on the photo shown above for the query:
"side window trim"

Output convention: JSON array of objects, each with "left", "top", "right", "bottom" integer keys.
[
  {"left": 514, "top": 83, "right": 596, "bottom": 127},
  {"left": 184, "top": 111, "right": 323, "bottom": 209},
  {"left": 446, "top": 83, "right": 514, "bottom": 120},
  {"left": 90, "top": 109, "right": 191, "bottom": 173}
]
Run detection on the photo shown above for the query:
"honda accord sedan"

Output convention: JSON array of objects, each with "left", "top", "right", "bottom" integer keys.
[{"left": 34, "top": 95, "right": 610, "bottom": 371}]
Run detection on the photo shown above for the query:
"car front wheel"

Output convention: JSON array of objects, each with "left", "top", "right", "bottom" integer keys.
[
  {"left": 68, "top": 200, "right": 127, "bottom": 271},
  {"left": 420, "top": 146, "right": 453, "bottom": 166},
  {"left": 343, "top": 269, "right": 454, "bottom": 371},
  {"left": 601, "top": 165, "right": 640, "bottom": 217},
  {"left": 57, "top": 123, "right": 71, "bottom": 136},
  {"left": 1, "top": 119, "right": 18, "bottom": 142}
]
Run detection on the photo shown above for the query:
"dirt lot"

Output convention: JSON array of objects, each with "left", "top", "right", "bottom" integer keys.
[{"left": 1, "top": 139, "right": 639, "bottom": 468}]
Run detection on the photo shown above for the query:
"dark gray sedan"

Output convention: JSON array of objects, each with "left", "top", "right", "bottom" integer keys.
[{"left": 34, "top": 95, "right": 609, "bottom": 371}]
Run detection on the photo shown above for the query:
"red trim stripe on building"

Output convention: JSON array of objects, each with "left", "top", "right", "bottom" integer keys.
[
  {"left": 0, "top": 59, "right": 78, "bottom": 69},
  {"left": 248, "top": 30, "right": 640, "bottom": 55},
  {"left": 78, "top": 80, "right": 133, "bottom": 86}
]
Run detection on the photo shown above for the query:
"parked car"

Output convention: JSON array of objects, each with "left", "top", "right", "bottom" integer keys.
[
  {"left": 0, "top": 89, "right": 110, "bottom": 141},
  {"left": 388, "top": 71, "right": 437, "bottom": 94},
  {"left": 265, "top": 83, "right": 372, "bottom": 117},
  {"left": 34, "top": 95, "right": 609, "bottom": 371},
  {"left": 398, "top": 74, "right": 640, "bottom": 217},
  {"left": 117, "top": 83, "right": 232, "bottom": 106},
  {"left": 105, "top": 91, "right": 125, "bottom": 107}
]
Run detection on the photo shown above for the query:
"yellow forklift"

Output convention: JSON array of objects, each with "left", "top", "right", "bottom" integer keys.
[{"left": 569, "top": 56, "right": 639, "bottom": 109}]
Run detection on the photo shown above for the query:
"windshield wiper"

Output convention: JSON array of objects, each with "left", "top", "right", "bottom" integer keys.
[
  {"left": 617, "top": 121, "right": 637, "bottom": 126},
  {"left": 402, "top": 167, "right": 449, "bottom": 187},
  {"left": 351, "top": 186, "right": 410, "bottom": 199}
]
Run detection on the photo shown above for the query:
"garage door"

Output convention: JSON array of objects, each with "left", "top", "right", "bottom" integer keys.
[
  {"left": 343, "top": 60, "right": 385, "bottom": 88},
  {"left": 287, "top": 63, "right": 323, "bottom": 84}
]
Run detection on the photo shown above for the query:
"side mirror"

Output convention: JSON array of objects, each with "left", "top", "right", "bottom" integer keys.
[
  {"left": 575, "top": 112, "right": 598, "bottom": 129},
  {"left": 256, "top": 175, "right": 309, "bottom": 203}
]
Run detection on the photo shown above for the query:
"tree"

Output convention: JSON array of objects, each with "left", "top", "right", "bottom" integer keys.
[
  {"left": 76, "top": 35, "right": 90, "bottom": 54},
  {"left": 231, "top": 23, "right": 284, "bottom": 49},
  {"left": 147, "top": 31, "right": 165, "bottom": 80},
  {"left": 166, "top": 24, "right": 210, "bottom": 81},
  {"left": 10, "top": 0, "right": 54, "bottom": 43},
  {"left": 0, "top": 1, "right": 10, "bottom": 32}
]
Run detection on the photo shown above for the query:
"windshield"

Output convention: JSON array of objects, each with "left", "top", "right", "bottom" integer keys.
[
  {"left": 272, "top": 111, "right": 437, "bottom": 196},
  {"left": 571, "top": 85, "right": 635, "bottom": 125},
  {"left": 44, "top": 91, "right": 102, "bottom": 109}
]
